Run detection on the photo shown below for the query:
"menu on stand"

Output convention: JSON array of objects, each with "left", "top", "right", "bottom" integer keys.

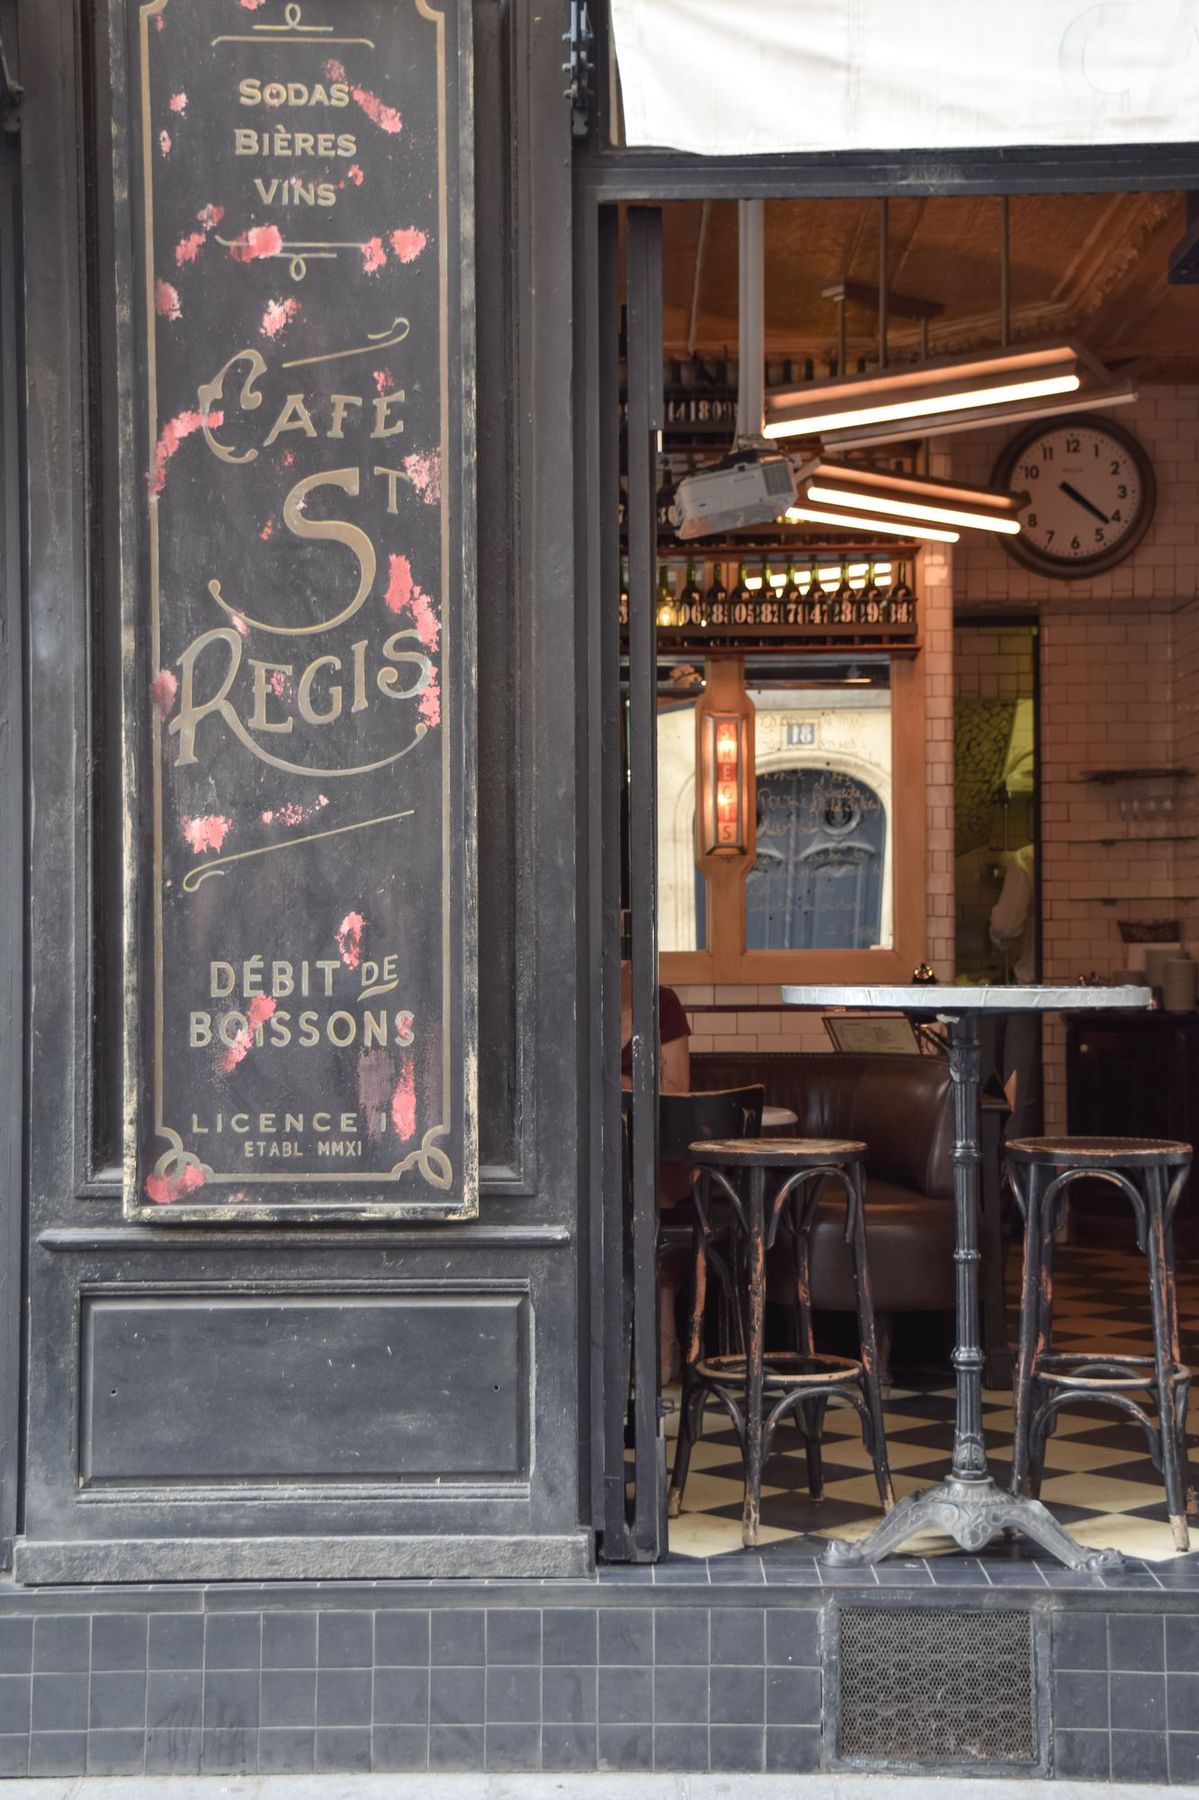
[{"left": 124, "top": 0, "right": 476, "bottom": 1221}]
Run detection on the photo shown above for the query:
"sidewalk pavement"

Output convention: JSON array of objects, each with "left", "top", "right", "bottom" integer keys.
[{"left": 0, "top": 1778, "right": 1181, "bottom": 1799}]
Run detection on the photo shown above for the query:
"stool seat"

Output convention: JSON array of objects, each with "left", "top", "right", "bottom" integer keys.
[
  {"left": 1008, "top": 1135, "right": 1191, "bottom": 1166},
  {"left": 1007, "top": 1136, "right": 1194, "bottom": 1552},
  {"left": 690, "top": 1136, "right": 867, "bottom": 1166}
]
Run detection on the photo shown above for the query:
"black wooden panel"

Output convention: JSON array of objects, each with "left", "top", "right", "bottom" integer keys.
[
  {"left": 123, "top": 0, "right": 476, "bottom": 1221},
  {"left": 80, "top": 1289, "right": 529, "bottom": 1483}
]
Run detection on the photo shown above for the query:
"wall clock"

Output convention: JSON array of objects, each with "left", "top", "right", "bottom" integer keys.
[{"left": 991, "top": 415, "right": 1156, "bottom": 579}]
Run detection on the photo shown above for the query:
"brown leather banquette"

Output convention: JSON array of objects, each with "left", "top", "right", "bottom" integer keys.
[{"left": 690, "top": 1051, "right": 1009, "bottom": 1380}]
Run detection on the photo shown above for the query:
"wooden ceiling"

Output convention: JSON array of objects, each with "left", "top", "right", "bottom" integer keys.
[{"left": 659, "top": 192, "right": 1199, "bottom": 376}]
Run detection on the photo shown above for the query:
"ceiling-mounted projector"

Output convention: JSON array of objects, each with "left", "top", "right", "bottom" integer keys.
[{"left": 670, "top": 451, "right": 797, "bottom": 540}]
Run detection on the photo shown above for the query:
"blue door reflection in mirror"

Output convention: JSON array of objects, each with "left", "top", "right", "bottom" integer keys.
[{"left": 745, "top": 768, "right": 886, "bottom": 950}]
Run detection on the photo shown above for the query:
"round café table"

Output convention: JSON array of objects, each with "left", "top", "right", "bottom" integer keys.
[{"left": 780, "top": 982, "right": 1153, "bottom": 1570}]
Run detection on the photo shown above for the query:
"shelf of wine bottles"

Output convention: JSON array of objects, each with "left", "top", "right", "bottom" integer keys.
[{"left": 617, "top": 556, "right": 919, "bottom": 641}]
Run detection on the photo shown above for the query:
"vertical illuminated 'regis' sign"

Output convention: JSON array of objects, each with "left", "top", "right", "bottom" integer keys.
[{"left": 124, "top": 0, "right": 476, "bottom": 1221}]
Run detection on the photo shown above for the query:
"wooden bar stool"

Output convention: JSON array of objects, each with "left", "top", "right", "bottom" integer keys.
[
  {"left": 1007, "top": 1136, "right": 1194, "bottom": 1553},
  {"left": 669, "top": 1136, "right": 894, "bottom": 1548}
]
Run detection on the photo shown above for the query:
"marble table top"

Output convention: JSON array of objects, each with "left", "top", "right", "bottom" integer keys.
[{"left": 780, "top": 983, "right": 1153, "bottom": 1013}]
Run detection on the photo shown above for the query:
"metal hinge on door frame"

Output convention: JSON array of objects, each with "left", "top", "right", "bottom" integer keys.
[{"left": 563, "top": 0, "right": 593, "bottom": 139}]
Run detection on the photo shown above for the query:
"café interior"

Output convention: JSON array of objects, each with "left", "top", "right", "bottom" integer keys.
[{"left": 619, "top": 190, "right": 1199, "bottom": 1568}]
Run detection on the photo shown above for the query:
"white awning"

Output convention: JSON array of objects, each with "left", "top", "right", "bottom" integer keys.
[{"left": 608, "top": 0, "right": 1199, "bottom": 156}]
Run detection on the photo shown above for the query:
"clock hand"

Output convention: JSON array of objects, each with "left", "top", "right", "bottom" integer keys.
[{"left": 1059, "top": 480, "right": 1110, "bottom": 526}]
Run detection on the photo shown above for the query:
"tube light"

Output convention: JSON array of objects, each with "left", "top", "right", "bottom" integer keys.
[
  {"left": 806, "top": 483, "right": 1023, "bottom": 536},
  {"left": 784, "top": 503, "right": 960, "bottom": 544},
  {"left": 818, "top": 375, "right": 1138, "bottom": 451},
  {"left": 762, "top": 340, "right": 1130, "bottom": 449},
  {"left": 765, "top": 373, "right": 1079, "bottom": 441}
]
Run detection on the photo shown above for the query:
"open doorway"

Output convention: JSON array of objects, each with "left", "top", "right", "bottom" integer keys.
[{"left": 589, "top": 187, "right": 1199, "bottom": 1566}]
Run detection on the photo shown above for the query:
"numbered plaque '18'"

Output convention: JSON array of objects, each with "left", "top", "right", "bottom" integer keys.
[{"left": 125, "top": 0, "right": 476, "bottom": 1220}]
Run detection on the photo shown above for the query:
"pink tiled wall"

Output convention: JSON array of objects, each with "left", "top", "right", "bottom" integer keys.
[
  {"left": 680, "top": 385, "right": 1199, "bottom": 1126},
  {"left": 683, "top": 503, "right": 959, "bottom": 1058},
  {"left": 955, "top": 387, "right": 1199, "bottom": 1128}
]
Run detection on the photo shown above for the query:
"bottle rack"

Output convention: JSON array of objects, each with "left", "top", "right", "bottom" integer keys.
[{"left": 619, "top": 548, "right": 921, "bottom": 647}]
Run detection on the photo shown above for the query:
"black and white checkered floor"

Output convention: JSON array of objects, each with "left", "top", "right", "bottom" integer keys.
[{"left": 666, "top": 1241, "right": 1199, "bottom": 1562}]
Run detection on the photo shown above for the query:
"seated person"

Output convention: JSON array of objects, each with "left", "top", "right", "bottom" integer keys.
[{"left": 619, "top": 960, "right": 690, "bottom": 1097}]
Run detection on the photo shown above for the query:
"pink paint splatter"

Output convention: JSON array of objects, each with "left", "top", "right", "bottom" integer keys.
[
  {"left": 158, "top": 130, "right": 171, "bottom": 156},
  {"left": 154, "top": 279, "right": 181, "bottom": 320},
  {"left": 325, "top": 59, "right": 347, "bottom": 81},
  {"left": 336, "top": 912, "right": 364, "bottom": 968},
  {"left": 229, "top": 224, "right": 284, "bottom": 264},
  {"left": 175, "top": 203, "right": 225, "bottom": 268},
  {"left": 261, "top": 295, "right": 300, "bottom": 339},
  {"left": 182, "top": 814, "right": 231, "bottom": 855},
  {"left": 391, "top": 1056, "right": 416, "bottom": 1141},
  {"left": 389, "top": 226, "right": 427, "bottom": 264},
  {"left": 149, "top": 408, "right": 223, "bottom": 496},
  {"left": 281, "top": 450, "right": 295, "bottom": 468},
  {"left": 261, "top": 795, "right": 328, "bottom": 827},
  {"left": 231, "top": 613, "right": 249, "bottom": 637},
  {"left": 144, "top": 1163, "right": 205, "bottom": 1205},
  {"left": 361, "top": 236, "right": 387, "bottom": 275},
  {"left": 419, "top": 673, "right": 441, "bottom": 729},
  {"left": 219, "top": 995, "right": 276, "bottom": 1075},
  {"left": 384, "top": 554, "right": 440, "bottom": 650},
  {"left": 154, "top": 11, "right": 165, "bottom": 27},
  {"left": 404, "top": 449, "right": 441, "bottom": 506},
  {"left": 347, "top": 164, "right": 364, "bottom": 186},
  {"left": 260, "top": 519, "right": 274, "bottom": 541},
  {"left": 169, "top": 91, "right": 187, "bottom": 113},
  {"left": 353, "top": 85, "right": 403, "bottom": 134},
  {"left": 150, "top": 670, "right": 178, "bottom": 719},
  {"left": 269, "top": 669, "right": 286, "bottom": 697},
  {"left": 373, "top": 369, "right": 394, "bottom": 394},
  {"left": 239, "top": 0, "right": 267, "bottom": 9}
]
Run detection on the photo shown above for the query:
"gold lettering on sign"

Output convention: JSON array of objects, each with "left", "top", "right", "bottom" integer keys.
[{"left": 208, "top": 468, "right": 376, "bottom": 636}]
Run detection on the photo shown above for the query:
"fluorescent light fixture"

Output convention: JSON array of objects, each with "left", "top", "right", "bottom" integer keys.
[
  {"left": 784, "top": 502, "right": 960, "bottom": 544},
  {"left": 819, "top": 373, "right": 1138, "bottom": 451},
  {"left": 796, "top": 460, "right": 1026, "bottom": 537},
  {"left": 763, "top": 341, "right": 1135, "bottom": 449}
]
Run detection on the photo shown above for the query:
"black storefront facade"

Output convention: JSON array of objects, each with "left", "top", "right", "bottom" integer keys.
[{"left": 0, "top": 0, "right": 1198, "bottom": 1782}]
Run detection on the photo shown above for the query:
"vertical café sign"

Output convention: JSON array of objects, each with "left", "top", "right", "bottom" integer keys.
[{"left": 124, "top": 0, "right": 476, "bottom": 1220}]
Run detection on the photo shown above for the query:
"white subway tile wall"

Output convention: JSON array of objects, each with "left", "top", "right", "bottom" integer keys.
[{"left": 677, "top": 386, "right": 1199, "bottom": 1131}]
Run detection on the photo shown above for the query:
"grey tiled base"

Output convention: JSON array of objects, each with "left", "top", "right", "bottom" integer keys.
[{"left": 0, "top": 1578, "right": 1193, "bottom": 1779}]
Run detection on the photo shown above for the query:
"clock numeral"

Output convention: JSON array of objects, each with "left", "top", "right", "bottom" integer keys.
[
  {"left": 1026, "top": 512, "right": 1037, "bottom": 528},
  {"left": 1066, "top": 435, "right": 1080, "bottom": 453},
  {"left": 1095, "top": 528, "right": 1105, "bottom": 542},
  {"left": 1112, "top": 509, "right": 1122, "bottom": 523},
  {"left": 1071, "top": 535, "right": 1081, "bottom": 551},
  {"left": 1040, "top": 443, "right": 1055, "bottom": 460},
  {"left": 1110, "top": 460, "right": 1121, "bottom": 475},
  {"left": 1045, "top": 530, "right": 1055, "bottom": 544},
  {"left": 1020, "top": 463, "right": 1040, "bottom": 480},
  {"left": 1117, "top": 485, "right": 1128, "bottom": 499}
]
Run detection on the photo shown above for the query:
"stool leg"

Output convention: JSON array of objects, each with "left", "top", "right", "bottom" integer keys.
[
  {"left": 846, "top": 1160, "right": 893, "bottom": 1511},
  {"left": 668, "top": 1222, "right": 708, "bottom": 1519},
  {"left": 1027, "top": 1177, "right": 1061, "bottom": 1497},
  {"left": 742, "top": 1165, "right": 767, "bottom": 1549},
  {"left": 1010, "top": 1158, "right": 1045, "bottom": 1499},
  {"left": 1160, "top": 1171, "right": 1195, "bottom": 1522},
  {"left": 1146, "top": 1166, "right": 1190, "bottom": 1553},
  {"left": 799, "top": 1395, "right": 829, "bottom": 1503}
]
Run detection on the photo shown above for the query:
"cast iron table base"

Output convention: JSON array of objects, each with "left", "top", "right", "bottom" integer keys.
[{"left": 779, "top": 986, "right": 1151, "bottom": 1570}]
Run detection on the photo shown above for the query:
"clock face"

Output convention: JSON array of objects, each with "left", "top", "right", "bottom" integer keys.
[{"left": 993, "top": 416, "right": 1155, "bottom": 579}]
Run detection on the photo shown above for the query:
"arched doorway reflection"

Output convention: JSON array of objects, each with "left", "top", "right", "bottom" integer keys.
[{"left": 744, "top": 767, "right": 886, "bottom": 950}]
